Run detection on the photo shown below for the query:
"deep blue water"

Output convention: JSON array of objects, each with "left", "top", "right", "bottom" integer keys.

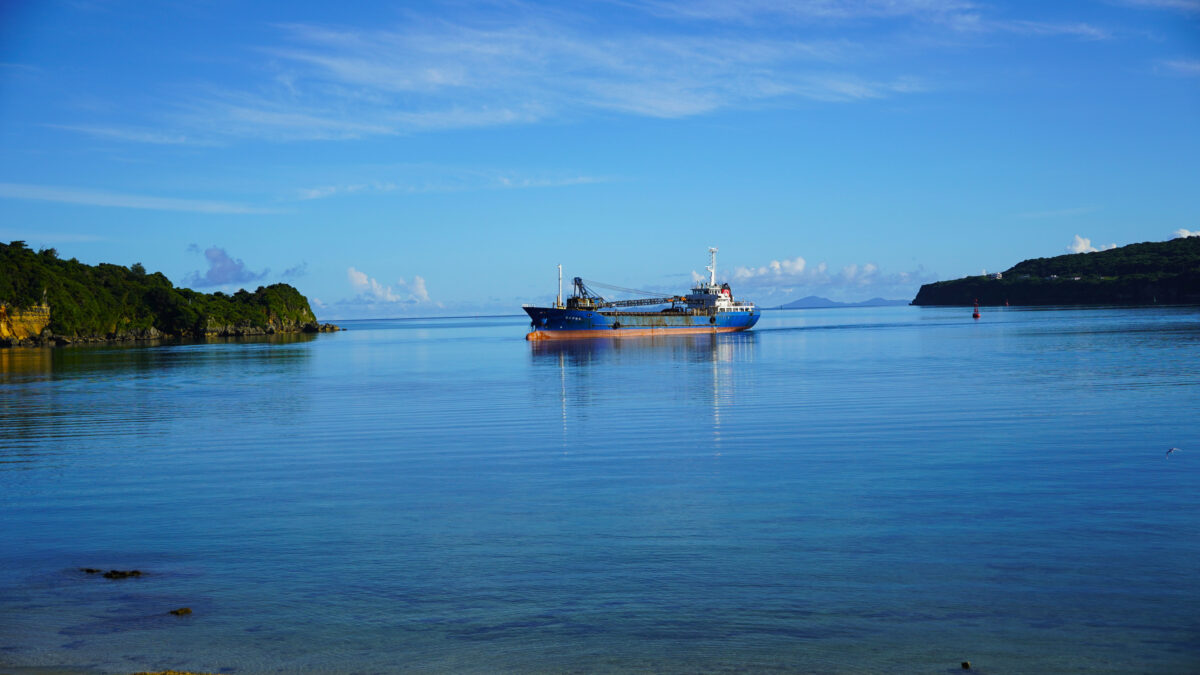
[{"left": 1, "top": 306, "right": 1198, "bottom": 674}]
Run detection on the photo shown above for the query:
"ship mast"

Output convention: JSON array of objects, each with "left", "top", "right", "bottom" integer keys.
[
  {"left": 707, "top": 247, "right": 718, "bottom": 287},
  {"left": 557, "top": 264, "right": 563, "bottom": 309}
]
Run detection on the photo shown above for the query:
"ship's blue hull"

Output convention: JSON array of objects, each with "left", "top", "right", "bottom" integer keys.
[{"left": 524, "top": 306, "right": 759, "bottom": 340}]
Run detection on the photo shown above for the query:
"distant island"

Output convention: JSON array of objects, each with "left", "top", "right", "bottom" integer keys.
[
  {"left": 777, "top": 296, "right": 909, "bottom": 310},
  {"left": 0, "top": 241, "right": 337, "bottom": 347},
  {"left": 912, "top": 237, "right": 1200, "bottom": 306}
]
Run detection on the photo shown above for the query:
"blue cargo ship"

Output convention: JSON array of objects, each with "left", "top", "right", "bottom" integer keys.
[{"left": 524, "top": 248, "right": 759, "bottom": 341}]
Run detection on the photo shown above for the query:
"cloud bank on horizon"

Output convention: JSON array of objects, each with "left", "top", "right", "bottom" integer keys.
[{"left": 723, "top": 255, "right": 935, "bottom": 302}]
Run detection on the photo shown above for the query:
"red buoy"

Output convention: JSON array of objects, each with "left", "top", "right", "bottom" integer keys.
[{"left": 972, "top": 299, "right": 981, "bottom": 320}]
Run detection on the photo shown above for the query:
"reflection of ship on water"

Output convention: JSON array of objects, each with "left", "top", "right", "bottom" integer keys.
[
  {"left": 531, "top": 332, "right": 755, "bottom": 449},
  {"left": 529, "top": 331, "right": 756, "bottom": 367}
]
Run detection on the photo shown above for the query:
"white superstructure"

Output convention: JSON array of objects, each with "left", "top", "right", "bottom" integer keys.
[{"left": 684, "top": 247, "right": 756, "bottom": 313}]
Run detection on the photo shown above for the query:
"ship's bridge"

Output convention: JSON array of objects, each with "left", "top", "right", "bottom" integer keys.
[
  {"left": 683, "top": 247, "right": 756, "bottom": 313},
  {"left": 685, "top": 282, "right": 756, "bottom": 312}
]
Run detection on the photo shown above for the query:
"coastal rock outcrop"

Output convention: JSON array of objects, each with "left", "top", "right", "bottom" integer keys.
[
  {"left": 200, "top": 316, "right": 340, "bottom": 337},
  {"left": 0, "top": 304, "right": 51, "bottom": 346}
]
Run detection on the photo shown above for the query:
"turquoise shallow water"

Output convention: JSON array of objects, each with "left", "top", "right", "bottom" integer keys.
[{"left": 1, "top": 306, "right": 1198, "bottom": 674}]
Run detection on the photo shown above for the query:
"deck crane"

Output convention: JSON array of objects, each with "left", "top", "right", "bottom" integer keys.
[{"left": 565, "top": 277, "right": 685, "bottom": 310}]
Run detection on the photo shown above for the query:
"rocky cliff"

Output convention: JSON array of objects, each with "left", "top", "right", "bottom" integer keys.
[{"left": 0, "top": 304, "right": 51, "bottom": 342}]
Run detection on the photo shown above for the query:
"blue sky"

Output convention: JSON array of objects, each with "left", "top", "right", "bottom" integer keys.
[{"left": 1, "top": 0, "right": 1197, "bottom": 318}]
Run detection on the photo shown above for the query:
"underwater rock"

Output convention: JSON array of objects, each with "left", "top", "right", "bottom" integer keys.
[
  {"left": 102, "top": 569, "right": 143, "bottom": 579},
  {"left": 130, "top": 671, "right": 217, "bottom": 675}
]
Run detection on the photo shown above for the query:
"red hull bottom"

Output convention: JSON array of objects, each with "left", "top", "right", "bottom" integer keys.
[{"left": 526, "top": 326, "right": 751, "bottom": 341}]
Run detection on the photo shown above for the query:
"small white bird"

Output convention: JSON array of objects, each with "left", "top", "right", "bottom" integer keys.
[{"left": 1166, "top": 447, "right": 1180, "bottom": 458}]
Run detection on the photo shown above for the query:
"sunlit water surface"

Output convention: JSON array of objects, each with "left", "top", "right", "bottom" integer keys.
[{"left": 1, "top": 306, "right": 1198, "bottom": 674}]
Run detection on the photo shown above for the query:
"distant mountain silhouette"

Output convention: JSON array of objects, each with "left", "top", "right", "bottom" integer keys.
[{"left": 778, "top": 296, "right": 910, "bottom": 309}]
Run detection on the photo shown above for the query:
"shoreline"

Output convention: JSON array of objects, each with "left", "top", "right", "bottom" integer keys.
[{"left": 0, "top": 323, "right": 339, "bottom": 349}]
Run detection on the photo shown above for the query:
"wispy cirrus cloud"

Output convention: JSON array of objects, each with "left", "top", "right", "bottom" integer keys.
[
  {"left": 0, "top": 230, "right": 105, "bottom": 244},
  {"left": 0, "top": 182, "right": 278, "bottom": 214},
  {"left": 241, "top": 20, "right": 880, "bottom": 129},
  {"left": 1114, "top": 0, "right": 1200, "bottom": 12},
  {"left": 294, "top": 170, "right": 609, "bottom": 201},
  {"left": 1017, "top": 206, "right": 1099, "bottom": 219},
  {"left": 1161, "top": 59, "right": 1200, "bottom": 76},
  {"left": 630, "top": 1, "right": 1109, "bottom": 38},
  {"left": 44, "top": 124, "right": 215, "bottom": 146},
  {"left": 133, "top": 11, "right": 929, "bottom": 142},
  {"left": 623, "top": 0, "right": 979, "bottom": 23},
  {"left": 298, "top": 184, "right": 373, "bottom": 201},
  {"left": 49, "top": 3, "right": 1120, "bottom": 144},
  {"left": 991, "top": 20, "right": 1110, "bottom": 40}
]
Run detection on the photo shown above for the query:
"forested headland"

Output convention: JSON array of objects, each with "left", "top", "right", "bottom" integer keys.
[
  {"left": 1, "top": 241, "right": 337, "bottom": 346},
  {"left": 912, "top": 237, "right": 1200, "bottom": 306}
]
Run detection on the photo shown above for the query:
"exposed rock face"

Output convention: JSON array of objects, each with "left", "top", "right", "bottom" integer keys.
[
  {"left": 1, "top": 304, "right": 339, "bottom": 347},
  {"left": 0, "top": 304, "right": 50, "bottom": 343},
  {"left": 199, "top": 315, "right": 340, "bottom": 337},
  {"left": 303, "top": 322, "right": 340, "bottom": 333}
]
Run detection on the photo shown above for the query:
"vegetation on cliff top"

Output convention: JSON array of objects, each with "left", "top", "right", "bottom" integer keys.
[
  {"left": 912, "top": 237, "right": 1200, "bottom": 306},
  {"left": 1, "top": 241, "right": 323, "bottom": 338}
]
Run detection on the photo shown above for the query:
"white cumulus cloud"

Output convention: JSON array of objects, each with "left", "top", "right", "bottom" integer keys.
[
  {"left": 1068, "top": 235, "right": 1117, "bottom": 253},
  {"left": 733, "top": 256, "right": 807, "bottom": 280},
  {"left": 1173, "top": 228, "right": 1199, "bottom": 238},
  {"left": 724, "top": 253, "right": 933, "bottom": 302},
  {"left": 841, "top": 262, "right": 880, "bottom": 287},
  {"left": 347, "top": 266, "right": 431, "bottom": 303},
  {"left": 401, "top": 275, "right": 430, "bottom": 302}
]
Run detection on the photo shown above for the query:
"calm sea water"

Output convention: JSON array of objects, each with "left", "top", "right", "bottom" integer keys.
[{"left": 1, "top": 306, "right": 1198, "bottom": 674}]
